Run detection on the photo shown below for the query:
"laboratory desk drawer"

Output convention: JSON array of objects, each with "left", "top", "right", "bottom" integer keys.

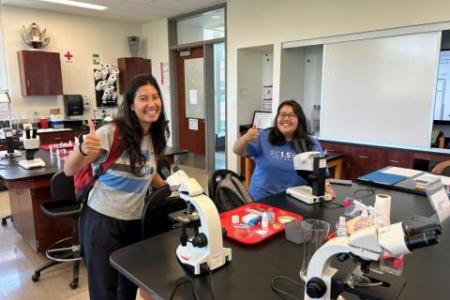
[{"left": 349, "top": 145, "right": 386, "bottom": 169}]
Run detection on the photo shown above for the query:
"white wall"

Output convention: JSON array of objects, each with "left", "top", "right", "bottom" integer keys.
[
  {"left": 1, "top": 6, "right": 142, "bottom": 121},
  {"left": 302, "top": 45, "right": 323, "bottom": 124},
  {"left": 141, "top": 18, "right": 172, "bottom": 146},
  {"left": 227, "top": 0, "right": 450, "bottom": 170},
  {"left": 280, "top": 48, "right": 305, "bottom": 105},
  {"left": 237, "top": 49, "right": 263, "bottom": 125},
  {"left": 0, "top": 4, "right": 7, "bottom": 90}
]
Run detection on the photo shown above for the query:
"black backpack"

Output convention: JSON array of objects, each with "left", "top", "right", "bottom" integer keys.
[{"left": 214, "top": 173, "right": 253, "bottom": 212}]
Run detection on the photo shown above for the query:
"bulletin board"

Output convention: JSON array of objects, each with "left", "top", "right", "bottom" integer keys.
[{"left": 184, "top": 58, "right": 205, "bottom": 119}]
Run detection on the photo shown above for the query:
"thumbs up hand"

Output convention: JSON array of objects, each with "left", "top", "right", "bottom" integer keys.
[
  {"left": 80, "top": 120, "right": 101, "bottom": 156},
  {"left": 244, "top": 124, "right": 259, "bottom": 142}
]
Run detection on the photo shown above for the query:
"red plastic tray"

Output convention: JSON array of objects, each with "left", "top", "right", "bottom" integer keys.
[{"left": 220, "top": 202, "right": 303, "bottom": 245}]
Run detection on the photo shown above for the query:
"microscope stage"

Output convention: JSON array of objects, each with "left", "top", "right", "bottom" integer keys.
[{"left": 286, "top": 185, "right": 333, "bottom": 205}]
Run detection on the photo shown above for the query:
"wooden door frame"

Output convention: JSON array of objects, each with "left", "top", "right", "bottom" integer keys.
[{"left": 168, "top": 3, "right": 227, "bottom": 171}]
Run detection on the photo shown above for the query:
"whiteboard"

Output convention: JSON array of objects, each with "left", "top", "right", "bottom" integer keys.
[{"left": 320, "top": 32, "right": 441, "bottom": 148}]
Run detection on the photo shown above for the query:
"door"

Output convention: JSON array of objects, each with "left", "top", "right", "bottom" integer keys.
[{"left": 176, "top": 46, "right": 206, "bottom": 167}]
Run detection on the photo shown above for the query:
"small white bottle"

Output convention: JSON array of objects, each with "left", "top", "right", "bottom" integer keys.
[
  {"left": 336, "top": 216, "right": 347, "bottom": 237},
  {"left": 261, "top": 212, "right": 269, "bottom": 230}
]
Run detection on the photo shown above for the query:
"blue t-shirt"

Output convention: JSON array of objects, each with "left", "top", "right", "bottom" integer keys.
[{"left": 247, "top": 129, "right": 323, "bottom": 200}]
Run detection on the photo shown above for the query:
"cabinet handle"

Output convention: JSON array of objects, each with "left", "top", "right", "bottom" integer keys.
[
  {"left": 359, "top": 155, "right": 369, "bottom": 159},
  {"left": 327, "top": 149, "right": 335, "bottom": 152},
  {"left": 54, "top": 137, "right": 62, "bottom": 141},
  {"left": 390, "top": 160, "right": 400, "bottom": 163},
  {"left": 26, "top": 80, "right": 30, "bottom": 88}
]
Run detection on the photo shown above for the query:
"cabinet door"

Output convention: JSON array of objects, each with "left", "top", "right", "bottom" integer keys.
[
  {"left": 385, "top": 149, "right": 413, "bottom": 168},
  {"left": 18, "top": 51, "right": 63, "bottom": 96},
  {"left": 118, "top": 57, "right": 152, "bottom": 94},
  {"left": 349, "top": 145, "right": 386, "bottom": 179}
]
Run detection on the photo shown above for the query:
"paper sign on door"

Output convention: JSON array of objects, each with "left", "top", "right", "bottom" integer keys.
[
  {"left": 189, "top": 90, "right": 198, "bottom": 105},
  {"left": 188, "top": 119, "right": 198, "bottom": 131}
]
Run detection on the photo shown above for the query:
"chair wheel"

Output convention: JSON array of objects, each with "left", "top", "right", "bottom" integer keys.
[
  {"left": 32, "top": 272, "right": 40, "bottom": 282},
  {"left": 1, "top": 219, "right": 6, "bottom": 226},
  {"left": 69, "top": 281, "right": 78, "bottom": 289}
]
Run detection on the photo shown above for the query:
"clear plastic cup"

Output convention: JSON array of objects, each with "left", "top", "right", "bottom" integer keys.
[{"left": 299, "top": 219, "right": 330, "bottom": 281}]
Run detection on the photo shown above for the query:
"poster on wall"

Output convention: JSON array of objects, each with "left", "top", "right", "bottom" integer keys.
[
  {"left": 92, "top": 53, "right": 101, "bottom": 65},
  {"left": 63, "top": 51, "right": 74, "bottom": 64},
  {"left": 160, "top": 62, "right": 169, "bottom": 86},
  {"left": 262, "top": 85, "right": 273, "bottom": 111}
]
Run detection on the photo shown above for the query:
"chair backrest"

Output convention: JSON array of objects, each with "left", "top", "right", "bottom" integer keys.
[
  {"left": 208, "top": 169, "right": 243, "bottom": 200},
  {"left": 431, "top": 160, "right": 450, "bottom": 176},
  {"left": 141, "top": 185, "right": 186, "bottom": 239},
  {"left": 208, "top": 169, "right": 253, "bottom": 213},
  {"left": 51, "top": 171, "right": 76, "bottom": 201}
]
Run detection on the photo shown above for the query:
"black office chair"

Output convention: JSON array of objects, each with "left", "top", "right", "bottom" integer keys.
[
  {"left": 141, "top": 185, "right": 186, "bottom": 239},
  {"left": 1, "top": 181, "right": 11, "bottom": 226},
  {"left": 31, "top": 171, "right": 82, "bottom": 289},
  {"left": 1, "top": 215, "right": 11, "bottom": 226}
]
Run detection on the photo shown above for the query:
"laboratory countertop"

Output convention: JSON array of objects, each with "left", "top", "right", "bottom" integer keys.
[
  {"left": 319, "top": 137, "right": 450, "bottom": 155},
  {"left": 0, "top": 147, "right": 188, "bottom": 182},
  {"left": 110, "top": 184, "right": 449, "bottom": 300}
]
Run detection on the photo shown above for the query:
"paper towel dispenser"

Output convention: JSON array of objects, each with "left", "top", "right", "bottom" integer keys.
[{"left": 64, "top": 95, "right": 84, "bottom": 116}]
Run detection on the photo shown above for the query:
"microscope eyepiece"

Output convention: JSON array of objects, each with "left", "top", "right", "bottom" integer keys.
[{"left": 405, "top": 231, "right": 440, "bottom": 251}]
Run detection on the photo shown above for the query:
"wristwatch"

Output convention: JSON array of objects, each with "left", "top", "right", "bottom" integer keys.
[{"left": 78, "top": 133, "right": 88, "bottom": 156}]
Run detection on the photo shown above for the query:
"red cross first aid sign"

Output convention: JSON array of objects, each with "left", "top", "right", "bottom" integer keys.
[{"left": 64, "top": 51, "right": 74, "bottom": 64}]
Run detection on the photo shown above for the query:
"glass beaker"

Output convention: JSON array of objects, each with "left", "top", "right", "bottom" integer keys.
[{"left": 299, "top": 219, "right": 330, "bottom": 281}]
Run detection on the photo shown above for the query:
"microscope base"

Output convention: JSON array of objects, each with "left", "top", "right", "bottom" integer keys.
[
  {"left": 18, "top": 158, "right": 46, "bottom": 169},
  {"left": 286, "top": 185, "right": 333, "bottom": 204},
  {"left": 176, "top": 244, "right": 232, "bottom": 275}
]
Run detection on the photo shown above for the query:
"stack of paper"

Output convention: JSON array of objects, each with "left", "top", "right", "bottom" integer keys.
[{"left": 414, "top": 174, "right": 441, "bottom": 191}]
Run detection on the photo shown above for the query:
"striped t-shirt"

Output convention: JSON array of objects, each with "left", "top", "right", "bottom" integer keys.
[{"left": 87, "top": 124, "right": 156, "bottom": 220}]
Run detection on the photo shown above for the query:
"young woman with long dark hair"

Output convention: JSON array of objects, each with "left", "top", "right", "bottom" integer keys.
[
  {"left": 234, "top": 100, "right": 334, "bottom": 200},
  {"left": 64, "top": 74, "right": 169, "bottom": 300}
]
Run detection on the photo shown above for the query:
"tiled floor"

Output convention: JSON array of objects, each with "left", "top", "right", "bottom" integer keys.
[{"left": 0, "top": 165, "right": 209, "bottom": 300}]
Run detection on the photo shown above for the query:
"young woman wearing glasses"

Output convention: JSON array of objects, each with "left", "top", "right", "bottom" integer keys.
[{"left": 233, "top": 100, "right": 334, "bottom": 200}]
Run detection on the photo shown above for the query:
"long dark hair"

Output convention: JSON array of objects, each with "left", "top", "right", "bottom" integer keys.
[
  {"left": 114, "top": 74, "right": 170, "bottom": 176},
  {"left": 268, "top": 100, "right": 313, "bottom": 151}
]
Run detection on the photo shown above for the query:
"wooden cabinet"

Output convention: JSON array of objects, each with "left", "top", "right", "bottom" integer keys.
[
  {"left": 386, "top": 149, "right": 414, "bottom": 168},
  {"left": 118, "top": 57, "right": 152, "bottom": 94},
  {"left": 38, "top": 130, "right": 82, "bottom": 145},
  {"left": 320, "top": 140, "right": 450, "bottom": 180},
  {"left": 17, "top": 50, "right": 63, "bottom": 96},
  {"left": 349, "top": 145, "right": 386, "bottom": 179}
]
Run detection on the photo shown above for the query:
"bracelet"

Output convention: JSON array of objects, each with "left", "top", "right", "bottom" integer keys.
[{"left": 79, "top": 142, "right": 88, "bottom": 156}]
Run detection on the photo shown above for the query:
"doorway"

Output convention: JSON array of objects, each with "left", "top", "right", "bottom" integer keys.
[{"left": 176, "top": 46, "right": 206, "bottom": 169}]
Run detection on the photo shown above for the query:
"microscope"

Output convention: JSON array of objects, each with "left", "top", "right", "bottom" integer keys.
[
  {"left": 166, "top": 170, "right": 232, "bottom": 275},
  {"left": 18, "top": 128, "right": 46, "bottom": 169},
  {"left": 0, "top": 127, "right": 21, "bottom": 159},
  {"left": 286, "top": 151, "right": 333, "bottom": 204},
  {"left": 304, "top": 221, "right": 441, "bottom": 300}
]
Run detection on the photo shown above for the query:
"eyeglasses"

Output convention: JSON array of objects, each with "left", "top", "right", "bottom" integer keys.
[{"left": 278, "top": 113, "right": 297, "bottom": 120}]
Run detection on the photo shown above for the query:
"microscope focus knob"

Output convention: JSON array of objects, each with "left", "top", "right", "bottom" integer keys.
[
  {"left": 306, "top": 277, "right": 327, "bottom": 298},
  {"left": 192, "top": 233, "right": 208, "bottom": 248}
]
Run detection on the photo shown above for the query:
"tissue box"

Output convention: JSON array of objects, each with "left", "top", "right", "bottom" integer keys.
[
  {"left": 242, "top": 213, "right": 261, "bottom": 226},
  {"left": 49, "top": 120, "right": 64, "bottom": 129}
]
